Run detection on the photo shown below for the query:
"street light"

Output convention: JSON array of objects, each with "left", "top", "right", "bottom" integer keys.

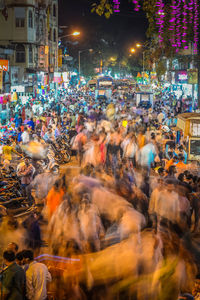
[
  {"left": 130, "top": 43, "right": 145, "bottom": 83},
  {"left": 130, "top": 48, "right": 136, "bottom": 53},
  {"left": 78, "top": 49, "right": 93, "bottom": 77},
  {"left": 59, "top": 31, "right": 81, "bottom": 39}
]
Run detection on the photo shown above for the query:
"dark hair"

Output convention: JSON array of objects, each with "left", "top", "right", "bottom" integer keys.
[
  {"left": 3, "top": 250, "right": 15, "bottom": 262},
  {"left": 178, "top": 173, "right": 185, "bottom": 182},
  {"left": 22, "top": 250, "right": 34, "bottom": 261},
  {"left": 16, "top": 251, "right": 24, "bottom": 262}
]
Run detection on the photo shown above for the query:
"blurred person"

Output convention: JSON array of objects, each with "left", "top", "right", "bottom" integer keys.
[
  {"left": 7, "top": 242, "right": 18, "bottom": 255},
  {"left": 17, "top": 157, "right": 34, "bottom": 201},
  {"left": 22, "top": 212, "right": 42, "bottom": 251},
  {"left": 21, "top": 127, "right": 30, "bottom": 144}
]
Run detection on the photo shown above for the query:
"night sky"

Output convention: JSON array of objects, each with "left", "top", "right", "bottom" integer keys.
[{"left": 58, "top": 0, "right": 148, "bottom": 56}]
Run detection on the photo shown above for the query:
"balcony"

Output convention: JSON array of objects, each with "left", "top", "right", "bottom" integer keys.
[{"left": 6, "top": 0, "right": 37, "bottom": 7}]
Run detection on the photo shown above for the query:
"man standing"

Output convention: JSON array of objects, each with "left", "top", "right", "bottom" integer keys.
[
  {"left": 23, "top": 250, "right": 52, "bottom": 300},
  {"left": 1, "top": 250, "right": 26, "bottom": 300},
  {"left": 21, "top": 127, "right": 30, "bottom": 145},
  {"left": 17, "top": 158, "right": 34, "bottom": 201}
]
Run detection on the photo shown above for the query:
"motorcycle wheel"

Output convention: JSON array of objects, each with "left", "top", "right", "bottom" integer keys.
[{"left": 63, "top": 151, "right": 71, "bottom": 163}]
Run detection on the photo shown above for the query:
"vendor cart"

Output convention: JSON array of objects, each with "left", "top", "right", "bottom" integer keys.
[{"left": 177, "top": 113, "right": 200, "bottom": 161}]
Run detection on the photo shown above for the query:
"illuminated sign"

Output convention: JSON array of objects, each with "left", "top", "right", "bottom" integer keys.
[
  {"left": 175, "top": 71, "right": 188, "bottom": 83},
  {"left": 0, "top": 59, "right": 9, "bottom": 71}
]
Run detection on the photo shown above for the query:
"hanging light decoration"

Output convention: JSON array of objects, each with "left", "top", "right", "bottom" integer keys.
[
  {"left": 175, "top": 0, "right": 181, "bottom": 52},
  {"left": 193, "top": 0, "right": 199, "bottom": 54},
  {"left": 113, "top": 0, "right": 120, "bottom": 13},
  {"left": 156, "top": 0, "right": 165, "bottom": 45},
  {"left": 182, "top": 0, "right": 189, "bottom": 49},
  {"left": 188, "top": 0, "right": 194, "bottom": 24},
  {"left": 169, "top": 0, "right": 177, "bottom": 48},
  {"left": 133, "top": 0, "right": 141, "bottom": 11}
]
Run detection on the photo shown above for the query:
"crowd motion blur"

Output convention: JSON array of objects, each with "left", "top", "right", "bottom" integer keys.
[{"left": 0, "top": 87, "right": 199, "bottom": 300}]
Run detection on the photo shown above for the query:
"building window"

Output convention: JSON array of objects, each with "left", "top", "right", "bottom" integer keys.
[
  {"left": 15, "top": 7, "right": 25, "bottom": 28},
  {"left": 16, "top": 18, "right": 25, "bottom": 27},
  {"left": 53, "top": 4, "right": 56, "bottom": 17},
  {"left": 53, "top": 29, "right": 56, "bottom": 42},
  {"left": 29, "top": 46, "right": 33, "bottom": 63},
  {"left": 28, "top": 10, "right": 33, "bottom": 28},
  {"left": 16, "top": 44, "right": 25, "bottom": 63}
]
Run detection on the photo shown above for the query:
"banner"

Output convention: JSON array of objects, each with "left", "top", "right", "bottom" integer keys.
[
  {"left": 0, "top": 70, "right": 3, "bottom": 90},
  {"left": 58, "top": 49, "right": 62, "bottom": 68},
  {"left": 188, "top": 69, "right": 198, "bottom": 84}
]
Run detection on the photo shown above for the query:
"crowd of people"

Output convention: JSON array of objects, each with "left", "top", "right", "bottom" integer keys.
[{"left": 0, "top": 87, "right": 200, "bottom": 300}]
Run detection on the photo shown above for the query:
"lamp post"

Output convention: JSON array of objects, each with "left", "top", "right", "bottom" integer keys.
[
  {"left": 130, "top": 43, "right": 145, "bottom": 83},
  {"left": 78, "top": 49, "right": 93, "bottom": 78}
]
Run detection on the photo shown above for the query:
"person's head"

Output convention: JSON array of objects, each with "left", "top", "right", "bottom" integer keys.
[
  {"left": 7, "top": 242, "right": 19, "bottom": 254},
  {"left": 158, "top": 167, "right": 165, "bottom": 177},
  {"left": 24, "top": 127, "right": 27, "bottom": 132},
  {"left": 24, "top": 158, "right": 29, "bottom": 166},
  {"left": 3, "top": 250, "right": 15, "bottom": 265},
  {"left": 178, "top": 154, "right": 184, "bottom": 162},
  {"left": 168, "top": 165, "right": 177, "bottom": 175},
  {"left": 178, "top": 173, "right": 185, "bottom": 182},
  {"left": 22, "top": 249, "right": 34, "bottom": 264},
  {"left": 15, "top": 251, "right": 24, "bottom": 266}
]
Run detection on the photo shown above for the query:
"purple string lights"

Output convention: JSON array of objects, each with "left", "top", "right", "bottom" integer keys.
[
  {"left": 169, "top": 0, "right": 177, "bottom": 47},
  {"left": 175, "top": 0, "right": 181, "bottom": 52},
  {"left": 113, "top": 0, "right": 120, "bottom": 13},
  {"left": 133, "top": 0, "right": 141, "bottom": 11},
  {"left": 156, "top": 0, "right": 165, "bottom": 45},
  {"left": 193, "top": 0, "right": 199, "bottom": 54},
  {"left": 182, "top": 0, "right": 188, "bottom": 49}
]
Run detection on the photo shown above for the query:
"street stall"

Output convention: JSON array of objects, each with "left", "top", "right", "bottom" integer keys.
[{"left": 177, "top": 113, "right": 200, "bottom": 161}]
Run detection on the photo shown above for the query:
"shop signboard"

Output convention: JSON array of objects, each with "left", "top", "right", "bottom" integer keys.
[
  {"left": 54, "top": 72, "right": 62, "bottom": 83},
  {"left": 0, "top": 59, "right": 8, "bottom": 71},
  {"left": 0, "top": 70, "right": 3, "bottom": 90},
  {"left": 175, "top": 71, "right": 188, "bottom": 83},
  {"left": 188, "top": 69, "right": 198, "bottom": 84},
  {"left": 58, "top": 49, "right": 62, "bottom": 68}
]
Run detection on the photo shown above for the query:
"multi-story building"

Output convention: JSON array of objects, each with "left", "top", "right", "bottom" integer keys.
[{"left": 0, "top": 0, "right": 58, "bottom": 91}]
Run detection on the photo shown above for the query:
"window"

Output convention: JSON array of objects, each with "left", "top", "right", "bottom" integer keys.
[
  {"left": 16, "top": 44, "right": 25, "bottom": 63},
  {"left": 28, "top": 10, "right": 33, "bottom": 28},
  {"left": 53, "top": 29, "right": 56, "bottom": 42},
  {"left": 15, "top": 7, "right": 25, "bottom": 28},
  {"left": 29, "top": 46, "right": 33, "bottom": 63},
  {"left": 16, "top": 18, "right": 25, "bottom": 27},
  {"left": 53, "top": 4, "right": 56, "bottom": 17}
]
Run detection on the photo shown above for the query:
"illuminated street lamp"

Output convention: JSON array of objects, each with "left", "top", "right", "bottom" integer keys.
[
  {"left": 72, "top": 31, "right": 80, "bottom": 36},
  {"left": 59, "top": 31, "right": 81, "bottom": 39},
  {"left": 130, "top": 48, "right": 136, "bottom": 53}
]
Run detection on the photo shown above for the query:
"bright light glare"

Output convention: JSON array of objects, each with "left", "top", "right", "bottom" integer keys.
[
  {"left": 136, "top": 43, "right": 142, "bottom": 48},
  {"left": 130, "top": 48, "right": 136, "bottom": 53},
  {"left": 72, "top": 31, "right": 80, "bottom": 36}
]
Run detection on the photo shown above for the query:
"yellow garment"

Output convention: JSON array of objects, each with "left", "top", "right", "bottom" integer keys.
[{"left": 2, "top": 146, "right": 14, "bottom": 161}]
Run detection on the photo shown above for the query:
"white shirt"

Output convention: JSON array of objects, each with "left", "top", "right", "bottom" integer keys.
[
  {"left": 26, "top": 261, "right": 52, "bottom": 300},
  {"left": 21, "top": 131, "right": 30, "bottom": 144}
]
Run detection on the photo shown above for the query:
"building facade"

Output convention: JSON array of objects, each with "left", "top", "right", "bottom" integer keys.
[{"left": 0, "top": 0, "right": 58, "bottom": 92}]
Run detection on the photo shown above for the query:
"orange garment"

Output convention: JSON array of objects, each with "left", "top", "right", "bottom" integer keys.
[
  {"left": 46, "top": 187, "right": 64, "bottom": 218},
  {"left": 165, "top": 159, "right": 174, "bottom": 170},
  {"left": 176, "top": 161, "right": 186, "bottom": 169},
  {"left": 137, "top": 134, "right": 145, "bottom": 149}
]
